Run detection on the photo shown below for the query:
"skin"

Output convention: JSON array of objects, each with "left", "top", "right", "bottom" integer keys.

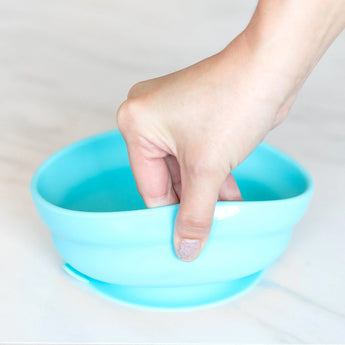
[{"left": 117, "top": 0, "right": 345, "bottom": 262}]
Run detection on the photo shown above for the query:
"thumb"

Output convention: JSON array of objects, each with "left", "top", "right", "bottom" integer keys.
[{"left": 174, "top": 166, "right": 224, "bottom": 262}]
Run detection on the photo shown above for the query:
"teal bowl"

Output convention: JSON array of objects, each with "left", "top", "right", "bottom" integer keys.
[{"left": 31, "top": 130, "right": 313, "bottom": 309}]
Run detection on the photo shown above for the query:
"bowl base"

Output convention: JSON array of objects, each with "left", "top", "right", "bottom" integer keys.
[{"left": 63, "top": 264, "right": 263, "bottom": 309}]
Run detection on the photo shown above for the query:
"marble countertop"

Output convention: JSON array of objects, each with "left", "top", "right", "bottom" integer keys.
[{"left": 1, "top": 0, "right": 344, "bottom": 343}]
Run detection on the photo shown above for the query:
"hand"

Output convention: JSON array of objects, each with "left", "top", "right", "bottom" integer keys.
[
  {"left": 116, "top": 35, "right": 293, "bottom": 261},
  {"left": 117, "top": 0, "right": 345, "bottom": 262}
]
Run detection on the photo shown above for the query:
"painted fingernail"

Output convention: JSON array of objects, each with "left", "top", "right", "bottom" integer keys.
[{"left": 176, "top": 239, "right": 201, "bottom": 262}]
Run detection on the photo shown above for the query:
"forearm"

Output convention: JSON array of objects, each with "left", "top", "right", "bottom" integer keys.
[{"left": 224, "top": 0, "right": 345, "bottom": 107}]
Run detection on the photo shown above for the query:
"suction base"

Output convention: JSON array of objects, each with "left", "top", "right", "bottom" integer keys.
[{"left": 64, "top": 264, "right": 263, "bottom": 309}]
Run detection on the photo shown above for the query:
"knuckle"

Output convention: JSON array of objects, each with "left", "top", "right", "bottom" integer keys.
[
  {"left": 178, "top": 213, "right": 211, "bottom": 236},
  {"left": 181, "top": 144, "right": 228, "bottom": 179},
  {"left": 127, "top": 81, "right": 145, "bottom": 98},
  {"left": 116, "top": 99, "right": 141, "bottom": 134},
  {"left": 186, "top": 158, "right": 221, "bottom": 179}
]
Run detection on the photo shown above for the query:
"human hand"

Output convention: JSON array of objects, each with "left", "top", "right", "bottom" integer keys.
[
  {"left": 117, "top": 0, "right": 345, "bottom": 262},
  {"left": 116, "top": 37, "right": 293, "bottom": 261}
]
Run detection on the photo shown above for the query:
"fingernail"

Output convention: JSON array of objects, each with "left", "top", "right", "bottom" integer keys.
[{"left": 176, "top": 239, "right": 201, "bottom": 262}]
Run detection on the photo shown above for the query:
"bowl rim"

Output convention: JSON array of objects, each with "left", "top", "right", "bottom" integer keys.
[{"left": 31, "top": 130, "right": 314, "bottom": 217}]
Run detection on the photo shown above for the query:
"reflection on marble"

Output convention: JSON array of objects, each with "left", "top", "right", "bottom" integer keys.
[{"left": 1, "top": 0, "right": 344, "bottom": 343}]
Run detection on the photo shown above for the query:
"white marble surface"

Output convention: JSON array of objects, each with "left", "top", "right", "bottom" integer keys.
[{"left": 1, "top": 0, "right": 345, "bottom": 343}]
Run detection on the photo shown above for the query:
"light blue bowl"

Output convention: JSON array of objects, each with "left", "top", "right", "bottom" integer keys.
[{"left": 31, "top": 130, "right": 313, "bottom": 309}]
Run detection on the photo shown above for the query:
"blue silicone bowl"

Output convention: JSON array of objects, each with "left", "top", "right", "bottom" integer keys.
[{"left": 31, "top": 130, "right": 313, "bottom": 309}]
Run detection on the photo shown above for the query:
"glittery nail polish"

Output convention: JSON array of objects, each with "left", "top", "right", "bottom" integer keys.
[{"left": 176, "top": 239, "right": 201, "bottom": 262}]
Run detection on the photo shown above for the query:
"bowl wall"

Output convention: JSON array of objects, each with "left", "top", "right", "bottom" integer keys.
[{"left": 31, "top": 131, "right": 313, "bottom": 286}]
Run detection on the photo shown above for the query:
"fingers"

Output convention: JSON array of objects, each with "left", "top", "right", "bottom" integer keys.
[
  {"left": 219, "top": 173, "right": 243, "bottom": 201},
  {"left": 117, "top": 101, "right": 243, "bottom": 264},
  {"left": 165, "top": 155, "right": 182, "bottom": 200},
  {"left": 126, "top": 144, "right": 179, "bottom": 208},
  {"left": 174, "top": 165, "right": 225, "bottom": 262},
  {"left": 117, "top": 100, "right": 178, "bottom": 208}
]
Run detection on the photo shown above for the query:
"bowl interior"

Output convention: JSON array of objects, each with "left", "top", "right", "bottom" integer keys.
[{"left": 35, "top": 131, "right": 310, "bottom": 212}]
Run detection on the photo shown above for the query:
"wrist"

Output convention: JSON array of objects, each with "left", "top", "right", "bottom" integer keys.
[
  {"left": 241, "top": 0, "right": 345, "bottom": 95},
  {"left": 219, "top": 31, "right": 296, "bottom": 114}
]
